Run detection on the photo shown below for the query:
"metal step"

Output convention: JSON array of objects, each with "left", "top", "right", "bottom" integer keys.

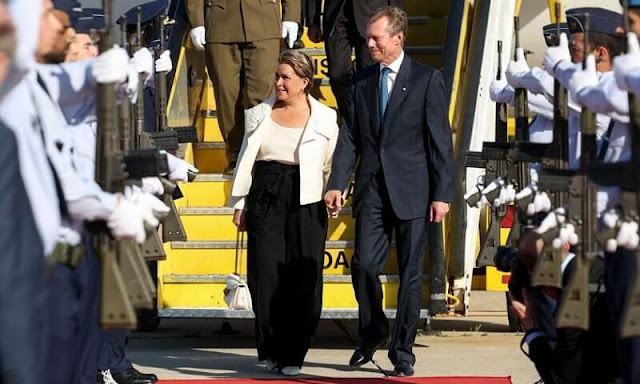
[
  {"left": 188, "top": 173, "right": 232, "bottom": 182},
  {"left": 171, "top": 239, "right": 358, "bottom": 249},
  {"left": 164, "top": 273, "right": 428, "bottom": 284},
  {"left": 193, "top": 142, "right": 226, "bottom": 150},
  {"left": 179, "top": 206, "right": 353, "bottom": 215},
  {"left": 157, "top": 308, "right": 430, "bottom": 319}
]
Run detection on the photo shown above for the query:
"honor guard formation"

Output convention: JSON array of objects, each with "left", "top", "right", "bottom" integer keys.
[{"left": 0, "top": 0, "right": 638, "bottom": 383}]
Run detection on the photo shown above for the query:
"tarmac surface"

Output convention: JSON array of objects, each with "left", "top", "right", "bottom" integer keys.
[{"left": 128, "top": 304, "right": 540, "bottom": 383}]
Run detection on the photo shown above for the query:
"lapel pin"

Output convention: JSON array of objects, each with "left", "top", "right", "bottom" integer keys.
[{"left": 402, "top": 87, "right": 407, "bottom": 91}]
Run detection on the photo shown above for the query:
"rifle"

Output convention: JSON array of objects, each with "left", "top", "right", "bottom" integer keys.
[
  {"left": 462, "top": 41, "right": 513, "bottom": 267},
  {"left": 514, "top": 15, "right": 529, "bottom": 141},
  {"left": 474, "top": 42, "right": 511, "bottom": 267},
  {"left": 153, "top": 12, "right": 189, "bottom": 243},
  {"left": 530, "top": 0, "right": 571, "bottom": 289},
  {"left": 465, "top": 141, "right": 518, "bottom": 267},
  {"left": 129, "top": 11, "right": 187, "bottom": 246},
  {"left": 95, "top": 0, "right": 137, "bottom": 329},
  {"left": 540, "top": 14, "right": 598, "bottom": 330}
]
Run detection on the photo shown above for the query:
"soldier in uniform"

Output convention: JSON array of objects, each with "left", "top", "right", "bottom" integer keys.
[
  {"left": 489, "top": 23, "right": 571, "bottom": 145},
  {"left": 186, "top": 0, "right": 301, "bottom": 174},
  {"left": 1, "top": 1, "right": 168, "bottom": 383},
  {"left": 566, "top": 6, "right": 640, "bottom": 382},
  {"left": 0, "top": 2, "right": 49, "bottom": 383},
  {"left": 54, "top": 6, "right": 173, "bottom": 384}
]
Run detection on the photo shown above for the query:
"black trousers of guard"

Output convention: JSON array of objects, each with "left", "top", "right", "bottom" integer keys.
[
  {"left": 605, "top": 249, "right": 640, "bottom": 384},
  {"left": 245, "top": 161, "right": 327, "bottom": 368},
  {"left": 353, "top": 172, "right": 427, "bottom": 365}
]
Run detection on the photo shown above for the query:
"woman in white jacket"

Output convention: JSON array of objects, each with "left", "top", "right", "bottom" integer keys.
[{"left": 229, "top": 50, "right": 338, "bottom": 377}]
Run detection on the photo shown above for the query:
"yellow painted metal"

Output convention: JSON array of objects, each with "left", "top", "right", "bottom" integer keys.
[
  {"left": 482, "top": 228, "right": 512, "bottom": 291},
  {"left": 160, "top": 280, "right": 430, "bottom": 309},
  {"left": 180, "top": 180, "right": 231, "bottom": 207},
  {"left": 180, "top": 213, "right": 355, "bottom": 241},
  {"left": 546, "top": 0, "right": 566, "bottom": 22},
  {"left": 515, "top": 0, "right": 523, "bottom": 17},
  {"left": 193, "top": 147, "right": 227, "bottom": 173},
  {"left": 448, "top": 1, "right": 472, "bottom": 128},
  {"left": 309, "top": 83, "right": 338, "bottom": 109},
  {"left": 162, "top": 245, "right": 433, "bottom": 276},
  {"left": 203, "top": 115, "right": 225, "bottom": 142}
]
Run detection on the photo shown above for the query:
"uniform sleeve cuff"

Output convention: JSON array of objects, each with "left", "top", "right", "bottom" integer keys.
[{"left": 524, "top": 329, "right": 545, "bottom": 346}]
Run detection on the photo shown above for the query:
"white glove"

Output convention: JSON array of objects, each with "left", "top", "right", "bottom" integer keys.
[
  {"left": 108, "top": 197, "right": 146, "bottom": 244},
  {"left": 477, "top": 194, "right": 490, "bottom": 208},
  {"left": 544, "top": 33, "right": 571, "bottom": 76},
  {"left": 125, "top": 186, "right": 170, "bottom": 230},
  {"left": 190, "top": 26, "right": 206, "bottom": 50},
  {"left": 505, "top": 47, "right": 530, "bottom": 89},
  {"left": 515, "top": 184, "right": 535, "bottom": 203},
  {"left": 489, "top": 79, "right": 513, "bottom": 103},
  {"left": 535, "top": 207, "right": 566, "bottom": 235},
  {"left": 281, "top": 21, "right": 299, "bottom": 49},
  {"left": 141, "top": 177, "right": 165, "bottom": 196},
  {"left": 560, "top": 223, "right": 579, "bottom": 245},
  {"left": 605, "top": 238, "right": 619, "bottom": 253},
  {"left": 464, "top": 185, "right": 482, "bottom": 201},
  {"left": 504, "top": 184, "right": 516, "bottom": 205},
  {"left": 568, "top": 54, "right": 598, "bottom": 98},
  {"left": 93, "top": 45, "right": 130, "bottom": 84},
  {"left": 57, "top": 227, "right": 81, "bottom": 246},
  {"left": 617, "top": 221, "right": 640, "bottom": 250},
  {"left": 532, "top": 192, "right": 552, "bottom": 214},
  {"left": 167, "top": 154, "right": 199, "bottom": 183},
  {"left": 530, "top": 166, "right": 539, "bottom": 184},
  {"left": 155, "top": 50, "right": 172, "bottom": 73},
  {"left": 481, "top": 179, "right": 503, "bottom": 200},
  {"left": 122, "top": 64, "right": 139, "bottom": 103},
  {"left": 602, "top": 209, "right": 620, "bottom": 229},
  {"left": 614, "top": 33, "right": 640, "bottom": 92},
  {"left": 130, "top": 47, "right": 154, "bottom": 76}
]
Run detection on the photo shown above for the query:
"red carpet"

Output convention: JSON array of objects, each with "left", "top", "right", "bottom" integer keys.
[{"left": 159, "top": 378, "right": 512, "bottom": 384}]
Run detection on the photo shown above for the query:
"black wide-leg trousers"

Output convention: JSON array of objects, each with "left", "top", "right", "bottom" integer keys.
[
  {"left": 352, "top": 172, "right": 427, "bottom": 365},
  {"left": 245, "top": 161, "right": 327, "bottom": 368}
]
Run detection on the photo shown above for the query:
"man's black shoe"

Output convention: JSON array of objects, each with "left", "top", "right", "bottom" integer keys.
[
  {"left": 110, "top": 368, "right": 155, "bottom": 384},
  {"left": 393, "top": 361, "right": 414, "bottom": 377},
  {"left": 348, "top": 340, "right": 385, "bottom": 368},
  {"left": 131, "top": 368, "right": 158, "bottom": 382}
]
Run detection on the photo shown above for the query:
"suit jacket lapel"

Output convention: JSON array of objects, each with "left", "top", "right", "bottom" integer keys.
[{"left": 382, "top": 57, "right": 411, "bottom": 125}]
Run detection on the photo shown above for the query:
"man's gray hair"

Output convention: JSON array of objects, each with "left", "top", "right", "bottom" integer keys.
[{"left": 369, "top": 6, "right": 408, "bottom": 43}]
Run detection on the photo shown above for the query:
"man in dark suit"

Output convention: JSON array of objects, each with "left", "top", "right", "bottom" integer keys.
[
  {"left": 307, "top": 0, "right": 404, "bottom": 116},
  {"left": 324, "top": 7, "right": 453, "bottom": 377}
]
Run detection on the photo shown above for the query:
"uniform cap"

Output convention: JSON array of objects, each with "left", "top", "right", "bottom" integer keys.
[
  {"left": 72, "top": 9, "right": 105, "bottom": 34},
  {"left": 117, "top": 0, "right": 168, "bottom": 29},
  {"left": 566, "top": 8, "right": 622, "bottom": 37},
  {"left": 542, "top": 22, "right": 569, "bottom": 47}
]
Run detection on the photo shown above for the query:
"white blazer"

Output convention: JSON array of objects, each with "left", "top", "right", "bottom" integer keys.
[{"left": 228, "top": 95, "right": 339, "bottom": 210}]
